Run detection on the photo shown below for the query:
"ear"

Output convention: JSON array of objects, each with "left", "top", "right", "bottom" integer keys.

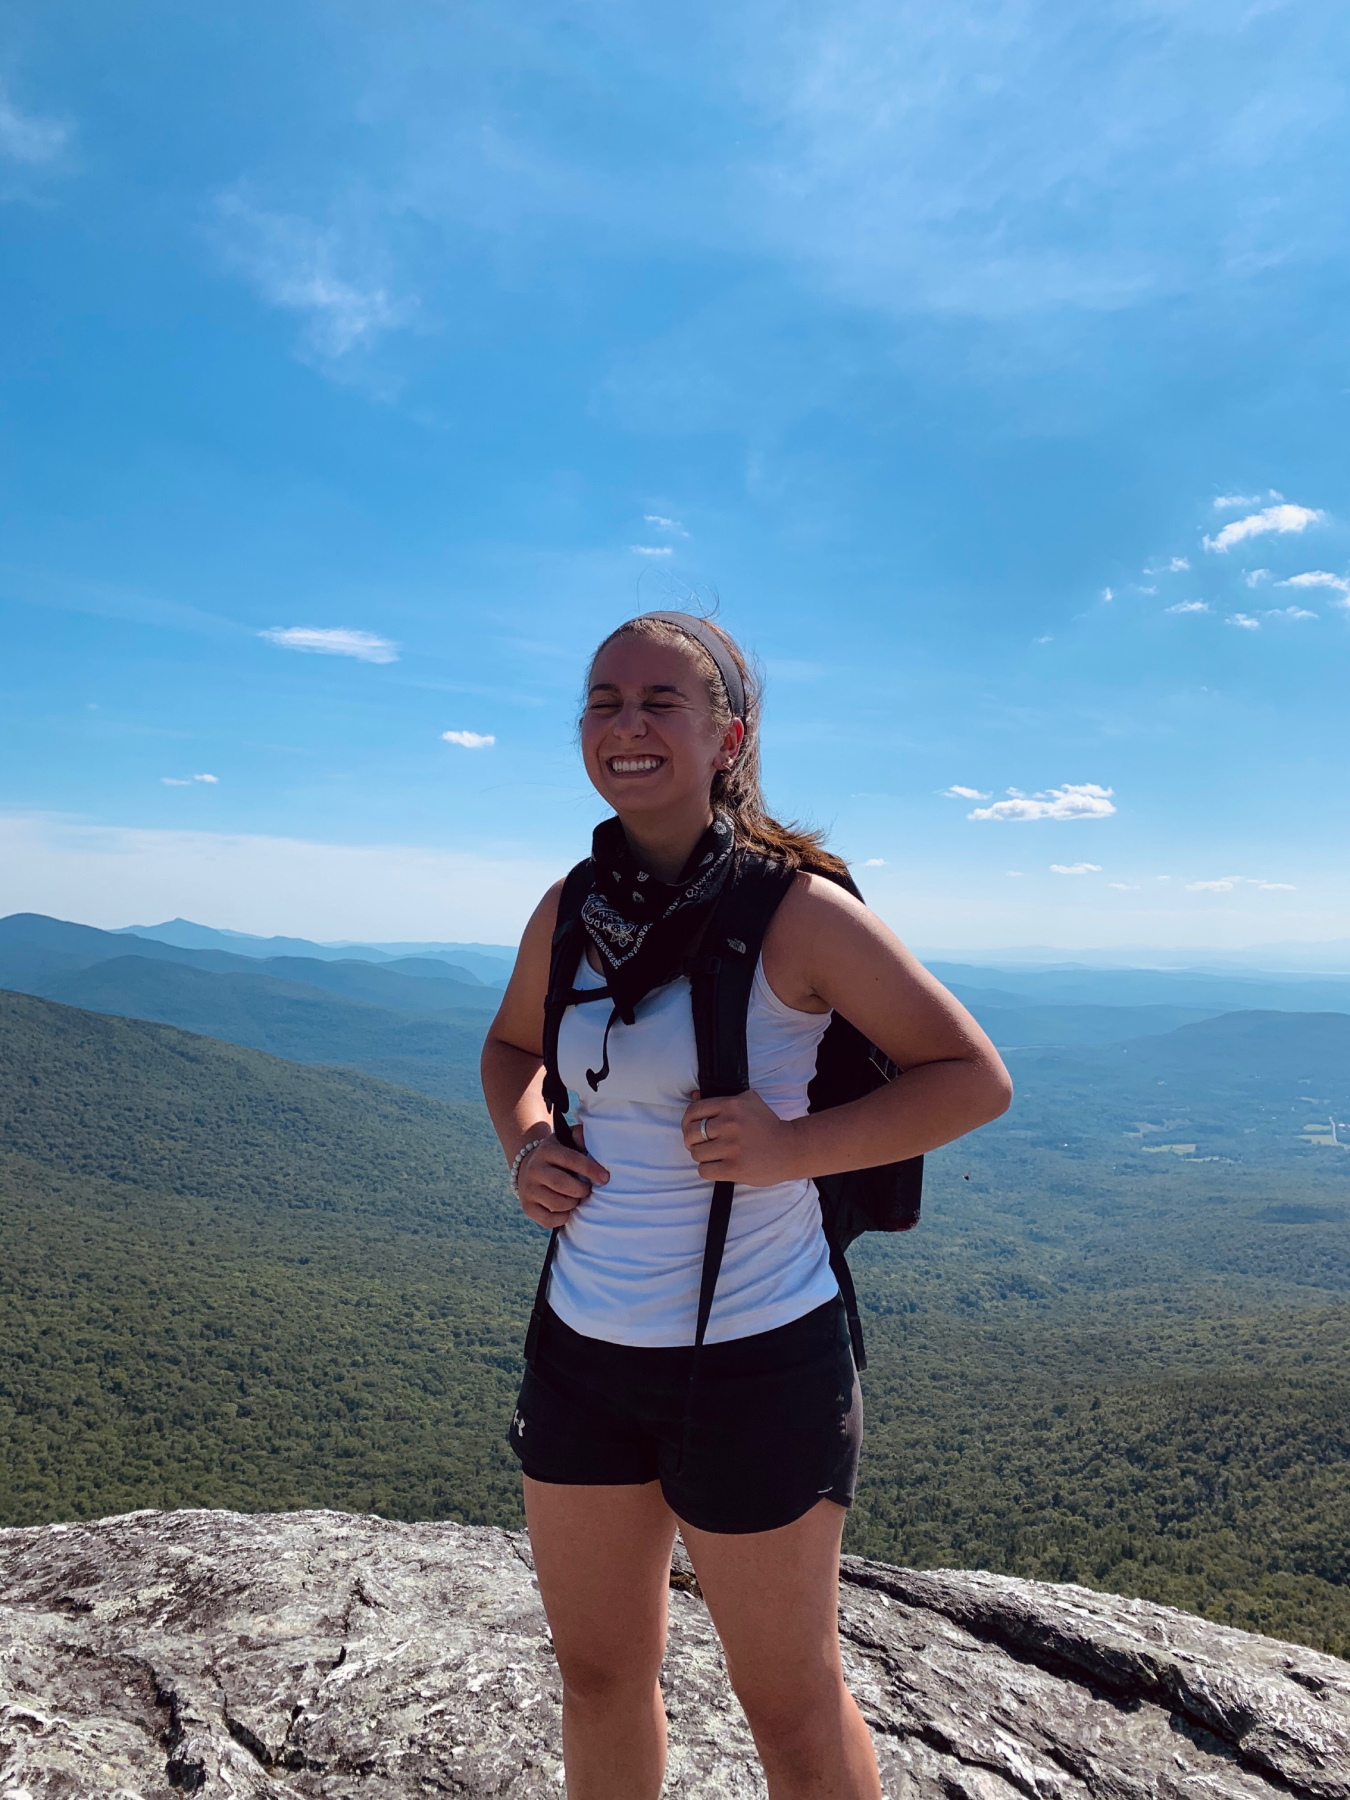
[{"left": 714, "top": 718, "right": 745, "bottom": 771}]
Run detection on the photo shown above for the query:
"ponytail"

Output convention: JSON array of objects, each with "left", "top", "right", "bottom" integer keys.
[{"left": 586, "top": 614, "right": 851, "bottom": 881}]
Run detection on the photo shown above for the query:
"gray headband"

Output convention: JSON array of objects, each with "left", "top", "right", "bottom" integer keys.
[{"left": 635, "top": 610, "right": 746, "bottom": 721}]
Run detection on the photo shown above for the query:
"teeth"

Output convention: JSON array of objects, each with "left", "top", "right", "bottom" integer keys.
[{"left": 610, "top": 757, "right": 663, "bottom": 773}]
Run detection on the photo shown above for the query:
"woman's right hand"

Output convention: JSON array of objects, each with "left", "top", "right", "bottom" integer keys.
[{"left": 516, "top": 1126, "right": 610, "bottom": 1230}]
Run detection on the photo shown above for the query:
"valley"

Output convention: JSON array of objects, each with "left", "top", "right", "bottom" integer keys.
[{"left": 2, "top": 917, "right": 1348, "bottom": 1653}]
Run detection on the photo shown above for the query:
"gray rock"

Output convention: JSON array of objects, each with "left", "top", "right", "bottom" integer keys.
[{"left": 1, "top": 1509, "right": 1346, "bottom": 1798}]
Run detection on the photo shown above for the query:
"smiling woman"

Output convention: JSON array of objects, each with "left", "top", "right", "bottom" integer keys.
[{"left": 480, "top": 610, "right": 1011, "bottom": 1800}]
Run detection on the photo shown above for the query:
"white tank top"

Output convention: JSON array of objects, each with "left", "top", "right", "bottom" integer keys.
[{"left": 548, "top": 951, "right": 838, "bottom": 1346}]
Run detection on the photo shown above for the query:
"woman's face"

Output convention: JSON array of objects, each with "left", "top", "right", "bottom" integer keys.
[{"left": 581, "top": 634, "right": 742, "bottom": 824}]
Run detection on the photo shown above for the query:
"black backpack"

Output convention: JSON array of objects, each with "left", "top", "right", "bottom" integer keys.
[{"left": 525, "top": 847, "right": 923, "bottom": 1372}]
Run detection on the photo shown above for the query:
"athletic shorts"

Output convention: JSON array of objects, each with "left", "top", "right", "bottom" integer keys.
[{"left": 508, "top": 1296, "right": 862, "bottom": 1535}]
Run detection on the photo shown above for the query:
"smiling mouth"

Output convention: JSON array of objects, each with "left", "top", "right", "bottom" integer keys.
[{"left": 606, "top": 756, "right": 666, "bottom": 775}]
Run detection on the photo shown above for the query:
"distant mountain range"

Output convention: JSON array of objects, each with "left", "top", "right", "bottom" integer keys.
[
  {"left": 114, "top": 917, "right": 516, "bottom": 984},
  {"left": 5, "top": 914, "right": 1350, "bottom": 1092},
  {"left": 0, "top": 913, "right": 501, "bottom": 1101}
]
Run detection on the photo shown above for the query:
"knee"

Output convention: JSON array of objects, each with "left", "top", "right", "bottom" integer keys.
[
  {"left": 555, "top": 1646, "right": 662, "bottom": 1712},
  {"left": 731, "top": 1671, "right": 849, "bottom": 1765}
]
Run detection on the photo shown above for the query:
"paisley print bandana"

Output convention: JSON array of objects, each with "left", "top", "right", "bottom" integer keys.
[{"left": 580, "top": 812, "right": 735, "bottom": 1026}]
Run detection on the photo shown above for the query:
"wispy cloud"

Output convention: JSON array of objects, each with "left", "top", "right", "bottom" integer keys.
[
  {"left": 1280, "top": 570, "right": 1350, "bottom": 595},
  {"left": 1203, "top": 503, "right": 1323, "bottom": 553},
  {"left": 260, "top": 626, "right": 399, "bottom": 663},
  {"left": 943, "top": 784, "right": 990, "bottom": 801},
  {"left": 1264, "top": 605, "right": 1317, "bottom": 621},
  {"left": 1226, "top": 612, "right": 1260, "bottom": 631},
  {"left": 1244, "top": 569, "right": 1271, "bottom": 587},
  {"left": 162, "top": 773, "right": 219, "bottom": 787},
  {"left": 1168, "top": 557, "right": 1190, "bottom": 572},
  {"left": 1167, "top": 600, "right": 1209, "bottom": 614},
  {"left": 968, "top": 783, "right": 1116, "bottom": 822},
  {"left": 1050, "top": 862, "right": 1102, "bottom": 875},
  {"left": 1185, "top": 875, "right": 1296, "bottom": 893},
  {"left": 1212, "top": 493, "right": 1262, "bottom": 511},
  {"left": 1100, "top": 586, "right": 1114, "bottom": 602},
  {"left": 1108, "top": 882, "right": 1141, "bottom": 890},
  {"left": 644, "top": 515, "right": 689, "bottom": 537},
  {"left": 629, "top": 544, "right": 673, "bottom": 557},
  {"left": 862, "top": 857, "right": 886, "bottom": 867},
  {"left": 0, "top": 89, "right": 72, "bottom": 165},
  {"left": 441, "top": 729, "right": 495, "bottom": 749},
  {"left": 214, "top": 188, "right": 415, "bottom": 359}
]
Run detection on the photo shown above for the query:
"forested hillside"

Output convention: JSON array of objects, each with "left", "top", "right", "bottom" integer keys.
[{"left": 2, "top": 989, "right": 1348, "bottom": 1653}]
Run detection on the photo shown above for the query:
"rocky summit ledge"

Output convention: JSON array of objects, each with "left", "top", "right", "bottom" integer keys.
[{"left": 2, "top": 1510, "right": 1349, "bottom": 1799}]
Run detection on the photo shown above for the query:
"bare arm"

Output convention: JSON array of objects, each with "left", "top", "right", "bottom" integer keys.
[
  {"left": 680, "top": 872, "right": 1012, "bottom": 1185},
  {"left": 480, "top": 881, "right": 610, "bottom": 1229}
]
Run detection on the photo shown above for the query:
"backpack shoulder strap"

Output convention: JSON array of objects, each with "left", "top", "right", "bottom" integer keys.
[
  {"left": 526, "top": 857, "right": 601, "bottom": 1366},
  {"left": 687, "top": 852, "right": 797, "bottom": 1351},
  {"left": 540, "top": 857, "right": 601, "bottom": 1133}
]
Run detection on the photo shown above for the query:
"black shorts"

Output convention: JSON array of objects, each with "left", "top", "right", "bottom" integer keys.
[{"left": 508, "top": 1297, "right": 862, "bottom": 1535}]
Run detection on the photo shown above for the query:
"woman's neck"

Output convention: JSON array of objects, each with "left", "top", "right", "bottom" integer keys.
[{"left": 619, "top": 806, "right": 715, "bottom": 883}]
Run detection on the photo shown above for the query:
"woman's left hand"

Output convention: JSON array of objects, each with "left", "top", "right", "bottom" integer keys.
[{"left": 680, "top": 1089, "right": 801, "bottom": 1187}]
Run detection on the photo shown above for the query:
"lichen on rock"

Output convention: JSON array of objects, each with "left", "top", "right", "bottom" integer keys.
[{"left": 1, "top": 1508, "right": 1347, "bottom": 1797}]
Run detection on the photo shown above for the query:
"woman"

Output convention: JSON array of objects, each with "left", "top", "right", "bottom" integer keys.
[{"left": 482, "top": 612, "right": 1011, "bottom": 1800}]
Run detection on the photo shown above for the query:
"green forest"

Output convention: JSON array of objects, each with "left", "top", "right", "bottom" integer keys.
[{"left": 2, "top": 989, "right": 1348, "bottom": 1656}]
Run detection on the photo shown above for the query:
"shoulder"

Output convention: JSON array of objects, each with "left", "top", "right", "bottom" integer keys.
[
  {"left": 484, "top": 876, "right": 571, "bottom": 1055},
  {"left": 774, "top": 868, "right": 872, "bottom": 933},
  {"left": 760, "top": 868, "right": 877, "bottom": 1013}
]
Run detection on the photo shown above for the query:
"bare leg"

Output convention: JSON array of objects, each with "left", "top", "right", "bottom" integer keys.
[
  {"left": 524, "top": 1477, "right": 678, "bottom": 1800},
  {"left": 681, "top": 1499, "right": 881, "bottom": 1800}
]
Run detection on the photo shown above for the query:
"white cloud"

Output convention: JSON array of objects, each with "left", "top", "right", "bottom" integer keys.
[
  {"left": 1280, "top": 571, "right": 1350, "bottom": 594},
  {"left": 1050, "top": 862, "right": 1102, "bottom": 876},
  {"left": 1263, "top": 606, "right": 1317, "bottom": 621},
  {"left": 1226, "top": 613, "right": 1260, "bottom": 631},
  {"left": 1101, "top": 587, "right": 1114, "bottom": 602},
  {"left": 968, "top": 783, "right": 1116, "bottom": 822},
  {"left": 1203, "top": 504, "right": 1323, "bottom": 553},
  {"left": 1005, "top": 870, "right": 1024, "bottom": 878},
  {"left": 1034, "top": 635, "right": 1054, "bottom": 644},
  {"left": 1185, "top": 875, "right": 1297, "bottom": 894},
  {"left": 644, "top": 515, "right": 688, "bottom": 536},
  {"left": 194, "top": 773, "right": 218, "bottom": 784},
  {"left": 260, "top": 626, "right": 399, "bottom": 663},
  {"left": 441, "top": 729, "right": 495, "bottom": 749},
  {"left": 1244, "top": 569, "right": 1271, "bottom": 587},
  {"left": 1167, "top": 600, "right": 1209, "bottom": 614},
  {"left": 161, "top": 773, "right": 219, "bottom": 787},
  {"left": 862, "top": 857, "right": 886, "bottom": 867},
  {"left": 1108, "top": 882, "right": 1141, "bottom": 890},
  {"left": 214, "top": 189, "right": 415, "bottom": 359},
  {"left": 944, "top": 784, "right": 991, "bottom": 801},
  {"left": 0, "top": 90, "right": 71, "bottom": 164},
  {"left": 629, "top": 544, "right": 673, "bottom": 556},
  {"left": 1169, "top": 557, "right": 1190, "bottom": 572},
  {"left": 1212, "top": 494, "right": 1261, "bottom": 511}
]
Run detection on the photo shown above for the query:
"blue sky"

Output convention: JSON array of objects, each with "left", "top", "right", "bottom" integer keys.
[{"left": 2, "top": 0, "right": 1348, "bottom": 953}]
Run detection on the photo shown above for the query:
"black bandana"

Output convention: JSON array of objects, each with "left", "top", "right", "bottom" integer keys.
[{"left": 581, "top": 813, "right": 735, "bottom": 1032}]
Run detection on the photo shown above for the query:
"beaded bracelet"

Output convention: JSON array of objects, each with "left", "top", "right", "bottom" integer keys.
[{"left": 510, "top": 1135, "right": 548, "bottom": 1198}]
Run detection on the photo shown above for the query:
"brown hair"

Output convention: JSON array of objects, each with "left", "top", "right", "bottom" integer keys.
[{"left": 587, "top": 613, "right": 851, "bottom": 879}]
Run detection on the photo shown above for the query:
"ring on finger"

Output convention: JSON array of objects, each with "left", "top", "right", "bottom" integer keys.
[{"left": 699, "top": 1116, "right": 712, "bottom": 1143}]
